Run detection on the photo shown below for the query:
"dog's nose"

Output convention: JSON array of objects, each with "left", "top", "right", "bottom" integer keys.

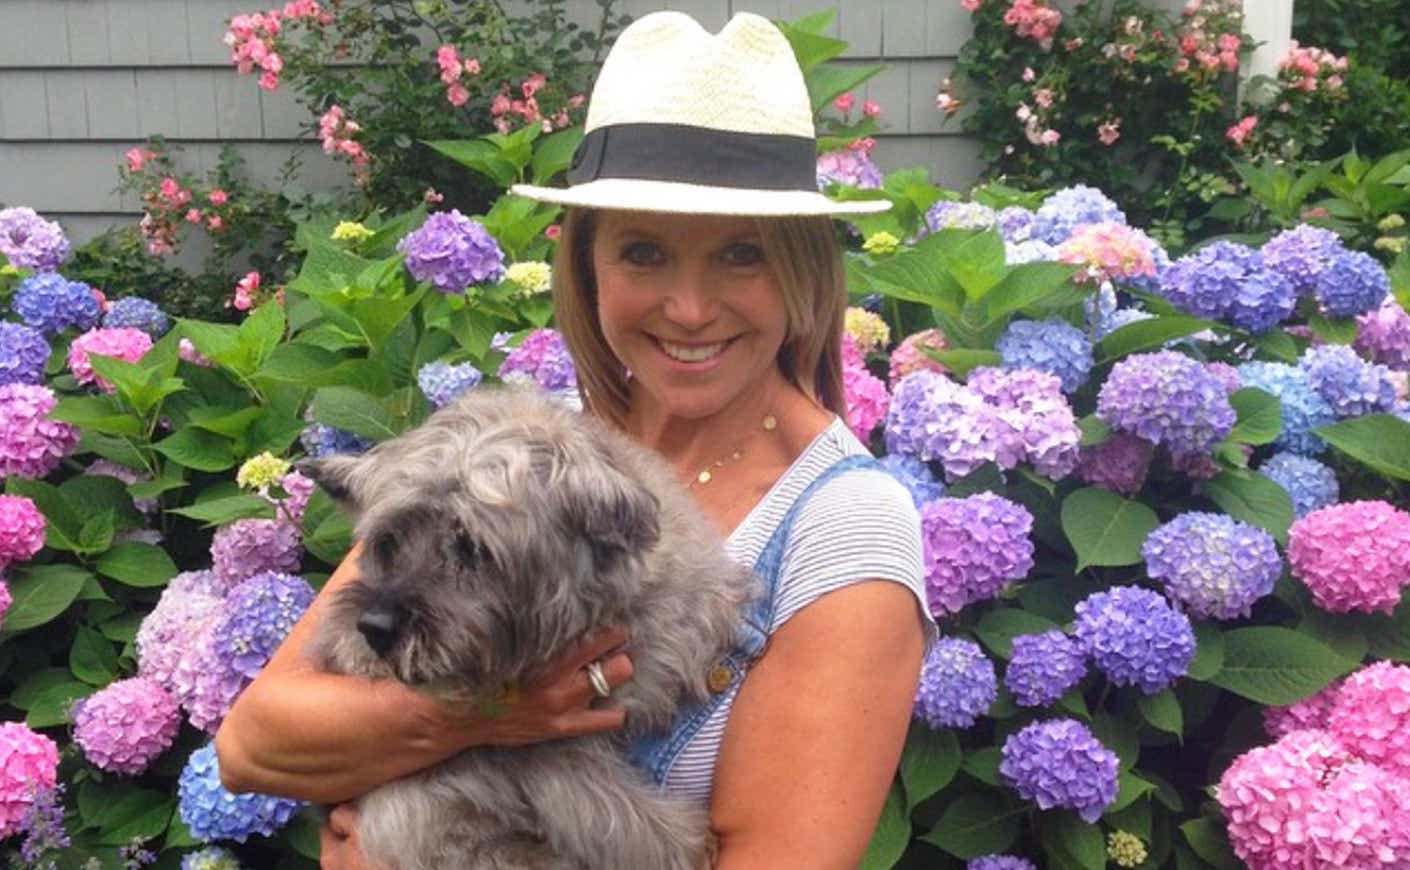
[{"left": 357, "top": 606, "right": 400, "bottom": 655}]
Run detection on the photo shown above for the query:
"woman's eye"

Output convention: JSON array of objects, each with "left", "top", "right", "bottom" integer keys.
[
  {"left": 722, "top": 242, "right": 765, "bottom": 267},
  {"left": 621, "top": 241, "right": 664, "bottom": 266}
]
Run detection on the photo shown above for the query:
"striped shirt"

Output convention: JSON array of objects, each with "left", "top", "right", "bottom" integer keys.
[{"left": 663, "top": 416, "right": 930, "bottom": 802}]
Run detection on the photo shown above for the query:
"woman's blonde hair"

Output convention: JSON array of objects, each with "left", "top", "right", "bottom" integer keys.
[{"left": 551, "top": 208, "right": 848, "bottom": 428}]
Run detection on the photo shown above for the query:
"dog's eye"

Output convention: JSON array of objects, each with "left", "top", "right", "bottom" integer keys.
[
  {"left": 371, "top": 536, "right": 397, "bottom": 565},
  {"left": 454, "top": 533, "right": 487, "bottom": 566}
]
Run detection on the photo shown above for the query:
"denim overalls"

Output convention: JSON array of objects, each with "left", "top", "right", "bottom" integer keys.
[{"left": 627, "top": 453, "right": 878, "bottom": 788}]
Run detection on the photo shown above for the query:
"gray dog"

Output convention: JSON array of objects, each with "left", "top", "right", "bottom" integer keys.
[{"left": 302, "top": 387, "right": 756, "bottom": 870}]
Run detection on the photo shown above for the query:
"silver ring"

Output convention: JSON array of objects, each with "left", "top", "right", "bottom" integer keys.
[{"left": 585, "top": 660, "right": 612, "bottom": 699}]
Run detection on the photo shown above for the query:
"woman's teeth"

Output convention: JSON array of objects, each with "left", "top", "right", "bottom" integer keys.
[{"left": 659, "top": 339, "right": 727, "bottom": 362}]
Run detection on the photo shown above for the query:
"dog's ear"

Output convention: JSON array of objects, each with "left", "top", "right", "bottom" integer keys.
[
  {"left": 568, "top": 459, "right": 661, "bottom": 569},
  {"left": 297, "top": 455, "right": 366, "bottom": 511}
]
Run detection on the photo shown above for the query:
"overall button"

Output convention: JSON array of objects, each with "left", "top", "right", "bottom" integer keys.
[{"left": 707, "top": 661, "right": 733, "bottom": 694}]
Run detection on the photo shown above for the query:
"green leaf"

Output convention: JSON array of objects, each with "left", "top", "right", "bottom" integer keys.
[
  {"left": 5, "top": 476, "right": 82, "bottom": 552},
  {"left": 310, "top": 386, "right": 400, "bottom": 441},
  {"left": 168, "top": 493, "right": 277, "bottom": 526},
  {"left": 975, "top": 609, "right": 1061, "bottom": 659},
  {"left": 2, "top": 564, "right": 90, "bottom": 632},
  {"left": 936, "top": 230, "right": 1009, "bottom": 301},
  {"left": 26, "top": 681, "right": 91, "bottom": 728},
  {"left": 1307, "top": 311, "right": 1359, "bottom": 345},
  {"left": 77, "top": 508, "right": 116, "bottom": 553},
  {"left": 920, "top": 793, "right": 1021, "bottom": 859},
  {"left": 1316, "top": 414, "right": 1410, "bottom": 481},
  {"left": 153, "top": 426, "right": 237, "bottom": 472},
  {"left": 1203, "top": 470, "right": 1294, "bottom": 543},
  {"left": 530, "top": 126, "right": 584, "bottom": 185},
  {"left": 1060, "top": 487, "right": 1160, "bottom": 571},
  {"left": 1364, "top": 595, "right": 1410, "bottom": 662},
  {"left": 979, "top": 261, "right": 1080, "bottom": 324},
  {"left": 930, "top": 348, "right": 1001, "bottom": 377},
  {"left": 961, "top": 747, "right": 1003, "bottom": 787},
  {"left": 1094, "top": 315, "right": 1218, "bottom": 363},
  {"left": 48, "top": 396, "right": 143, "bottom": 436},
  {"left": 10, "top": 668, "right": 76, "bottom": 710},
  {"left": 1077, "top": 415, "right": 1111, "bottom": 446},
  {"left": 1298, "top": 609, "right": 1369, "bottom": 664},
  {"left": 1180, "top": 819, "right": 1242, "bottom": 870},
  {"left": 778, "top": 15, "right": 845, "bottom": 70},
  {"left": 70, "top": 625, "right": 118, "bottom": 685},
  {"left": 95, "top": 792, "right": 175, "bottom": 846},
  {"left": 1390, "top": 250, "right": 1410, "bottom": 309},
  {"left": 1228, "top": 388, "right": 1282, "bottom": 445},
  {"left": 1254, "top": 329, "right": 1300, "bottom": 363},
  {"left": 1188, "top": 623, "right": 1225, "bottom": 681},
  {"left": 286, "top": 239, "right": 376, "bottom": 298},
  {"left": 859, "top": 783, "right": 910, "bottom": 870},
  {"left": 1043, "top": 810, "right": 1106, "bottom": 870},
  {"left": 806, "top": 63, "right": 886, "bottom": 112},
  {"left": 1090, "top": 713, "right": 1141, "bottom": 772},
  {"left": 1106, "top": 772, "right": 1154, "bottom": 815},
  {"left": 281, "top": 806, "right": 326, "bottom": 861},
  {"left": 1137, "top": 689, "right": 1183, "bottom": 736},
  {"left": 900, "top": 726, "right": 961, "bottom": 808},
  {"left": 96, "top": 541, "right": 179, "bottom": 588},
  {"left": 1210, "top": 626, "right": 1357, "bottom": 705},
  {"left": 424, "top": 138, "right": 518, "bottom": 187}
]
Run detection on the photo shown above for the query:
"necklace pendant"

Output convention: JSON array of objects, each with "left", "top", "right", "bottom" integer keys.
[
  {"left": 762, "top": 414, "right": 778, "bottom": 431},
  {"left": 696, "top": 469, "right": 713, "bottom": 485}
]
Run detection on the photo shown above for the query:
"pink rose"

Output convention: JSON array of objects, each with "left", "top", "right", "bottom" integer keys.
[
  {"left": 521, "top": 73, "right": 546, "bottom": 99},
  {"left": 1034, "top": 88, "right": 1054, "bottom": 108},
  {"left": 1097, "top": 119, "right": 1121, "bottom": 145},
  {"left": 1022, "top": 67, "right": 1035, "bottom": 82},
  {"left": 544, "top": 224, "right": 562, "bottom": 241},
  {"left": 446, "top": 83, "right": 470, "bottom": 107},
  {"left": 961, "top": 0, "right": 982, "bottom": 11},
  {"left": 490, "top": 94, "right": 511, "bottom": 116},
  {"left": 833, "top": 93, "right": 855, "bottom": 114},
  {"left": 208, "top": 189, "right": 228, "bottom": 206},
  {"left": 185, "top": 209, "right": 203, "bottom": 224},
  {"left": 207, "top": 215, "right": 224, "bottom": 232},
  {"left": 862, "top": 99, "right": 882, "bottom": 118}
]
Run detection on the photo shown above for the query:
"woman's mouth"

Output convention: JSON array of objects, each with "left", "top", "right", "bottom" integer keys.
[{"left": 654, "top": 337, "right": 734, "bottom": 364}]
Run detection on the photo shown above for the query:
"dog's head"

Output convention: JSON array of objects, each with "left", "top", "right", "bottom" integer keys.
[{"left": 303, "top": 389, "right": 660, "bottom": 692}]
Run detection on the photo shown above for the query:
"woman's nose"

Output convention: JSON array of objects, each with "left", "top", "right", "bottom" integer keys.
[{"left": 661, "top": 274, "right": 720, "bottom": 330}]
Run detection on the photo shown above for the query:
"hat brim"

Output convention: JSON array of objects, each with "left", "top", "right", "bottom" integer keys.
[{"left": 510, "top": 178, "right": 891, "bottom": 217}]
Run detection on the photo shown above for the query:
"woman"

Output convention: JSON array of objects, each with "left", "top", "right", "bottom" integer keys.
[{"left": 215, "top": 11, "right": 930, "bottom": 868}]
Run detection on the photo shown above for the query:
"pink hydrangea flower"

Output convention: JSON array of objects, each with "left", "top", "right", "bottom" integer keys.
[
  {"left": 136, "top": 571, "right": 224, "bottom": 696},
  {"left": 1355, "top": 298, "right": 1410, "bottom": 369},
  {"left": 0, "top": 721, "right": 60, "bottom": 837},
  {"left": 210, "top": 518, "right": 302, "bottom": 591},
  {"left": 73, "top": 676, "right": 181, "bottom": 775},
  {"left": 1288, "top": 501, "right": 1410, "bottom": 614},
  {"left": 1057, "top": 222, "right": 1158, "bottom": 284},
  {"left": 67, "top": 327, "right": 154, "bottom": 392},
  {"left": 1327, "top": 662, "right": 1410, "bottom": 778},
  {"left": 0, "top": 580, "right": 10, "bottom": 628},
  {"left": 1263, "top": 678, "right": 1342, "bottom": 739},
  {"left": 844, "top": 362, "right": 890, "bottom": 441},
  {"left": 178, "top": 337, "right": 213, "bottom": 367},
  {"left": 888, "top": 329, "right": 949, "bottom": 387},
  {"left": 0, "top": 495, "right": 46, "bottom": 570},
  {"left": 0, "top": 383, "right": 80, "bottom": 479}
]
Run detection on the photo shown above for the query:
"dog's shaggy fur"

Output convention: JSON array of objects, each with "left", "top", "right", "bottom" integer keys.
[{"left": 303, "top": 387, "right": 757, "bottom": 870}]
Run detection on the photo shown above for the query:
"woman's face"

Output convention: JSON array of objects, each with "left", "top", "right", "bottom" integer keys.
[{"left": 591, "top": 211, "right": 789, "bottom": 421}]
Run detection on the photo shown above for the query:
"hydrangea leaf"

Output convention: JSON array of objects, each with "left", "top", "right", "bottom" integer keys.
[
  {"left": 975, "top": 608, "right": 1061, "bottom": 660},
  {"left": 1060, "top": 487, "right": 1160, "bottom": 571},
  {"left": 1136, "top": 690, "right": 1183, "bottom": 737},
  {"left": 69, "top": 625, "right": 118, "bottom": 686},
  {"left": 899, "top": 726, "right": 961, "bottom": 809},
  {"left": 153, "top": 426, "right": 237, "bottom": 473},
  {"left": 168, "top": 494, "right": 276, "bottom": 527},
  {"left": 95, "top": 790, "right": 175, "bottom": 846},
  {"left": 1202, "top": 470, "right": 1294, "bottom": 544},
  {"left": 924, "top": 348, "right": 1001, "bottom": 377},
  {"left": 25, "top": 680, "right": 92, "bottom": 729},
  {"left": 1105, "top": 773, "right": 1155, "bottom": 816},
  {"left": 48, "top": 395, "right": 143, "bottom": 437},
  {"left": 1307, "top": 311, "right": 1358, "bottom": 345},
  {"left": 1316, "top": 413, "right": 1410, "bottom": 482},
  {"left": 859, "top": 783, "right": 910, "bottom": 870},
  {"left": 1093, "top": 315, "right": 1217, "bottom": 364},
  {"left": 1210, "top": 626, "right": 1358, "bottom": 705},
  {"left": 919, "top": 791, "right": 1022, "bottom": 859},
  {"left": 1042, "top": 810, "right": 1106, "bottom": 870},
  {"left": 96, "top": 541, "right": 179, "bottom": 588},
  {"left": 1179, "top": 819, "right": 1242, "bottom": 870},
  {"left": 1187, "top": 623, "right": 1226, "bottom": 682},
  {"left": 1228, "top": 387, "right": 1282, "bottom": 445},
  {"left": 1363, "top": 595, "right": 1410, "bottom": 662},
  {"left": 4, "top": 564, "right": 89, "bottom": 632},
  {"left": 309, "top": 386, "right": 400, "bottom": 441}
]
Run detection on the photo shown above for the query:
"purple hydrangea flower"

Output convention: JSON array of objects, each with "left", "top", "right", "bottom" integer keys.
[
  {"left": 1260, "top": 224, "right": 1345, "bottom": 294},
  {"left": 1006, "top": 630, "right": 1088, "bottom": 707},
  {"left": 997, "top": 207, "right": 1035, "bottom": 243},
  {"left": 300, "top": 422, "right": 373, "bottom": 458},
  {"left": 498, "top": 328, "right": 578, "bottom": 393},
  {"left": 417, "top": 360, "right": 483, "bottom": 408},
  {"left": 1000, "top": 718, "right": 1119, "bottom": 822},
  {"left": 913, "top": 637, "right": 997, "bottom": 729},
  {"left": 995, "top": 318, "right": 1093, "bottom": 393},
  {"left": 920, "top": 493, "right": 1035, "bottom": 616},
  {"left": 1314, "top": 250, "right": 1391, "bottom": 318},
  {"left": 0, "top": 322, "right": 50, "bottom": 386},
  {"left": 885, "top": 371, "right": 1015, "bottom": 480},
  {"left": 0, "top": 207, "right": 69, "bottom": 271},
  {"left": 397, "top": 210, "right": 506, "bottom": 293},
  {"left": 968, "top": 857, "right": 1037, "bottom": 870},
  {"left": 11, "top": 272, "right": 101, "bottom": 335},
  {"left": 211, "top": 571, "right": 314, "bottom": 679},
  {"left": 815, "top": 148, "right": 883, "bottom": 190},
  {"left": 923, "top": 201, "right": 998, "bottom": 233},
  {"left": 1236, "top": 361, "right": 1337, "bottom": 455},
  {"left": 1298, "top": 345, "right": 1397, "bottom": 418},
  {"left": 967, "top": 366, "right": 1081, "bottom": 479},
  {"left": 1206, "top": 361, "right": 1241, "bottom": 394},
  {"left": 1030, "top": 185, "right": 1127, "bottom": 245},
  {"left": 1075, "top": 431, "right": 1154, "bottom": 496},
  {"left": 102, "top": 296, "right": 170, "bottom": 337},
  {"left": 1096, "top": 351, "right": 1236, "bottom": 459},
  {"left": 1355, "top": 298, "right": 1410, "bottom": 369},
  {"left": 876, "top": 454, "right": 946, "bottom": 507},
  {"left": 72, "top": 676, "right": 181, "bottom": 775},
  {"left": 1160, "top": 241, "right": 1297, "bottom": 334},
  {"left": 136, "top": 571, "right": 224, "bottom": 695},
  {"left": 0, "top": 383, "right": 80, "bottom": 479},
  {"left": 210, "top": 519, "right": 302, "bottom": 591},
  {"left": 1142, "top": 512, "right": 1282, "bottom": 620},
  {"left": 1073, "top": 585, "right": 1196, "bottom": 694},
  {"left": 174, "top": 621, "right": 249, "bottom": 734},
  {"left": 178, "top": 744, "right": 304, "bottom": 843},
  {"left": 1258, "top": 452, "right": 1339, "bottom": 518}
]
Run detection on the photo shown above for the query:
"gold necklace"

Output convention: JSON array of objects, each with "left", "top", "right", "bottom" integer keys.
[{"left": 688, "top": 414, "right": 778, "bottom": 488}]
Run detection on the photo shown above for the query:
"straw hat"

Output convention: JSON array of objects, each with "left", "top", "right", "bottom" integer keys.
[{"left": 510, "top": 11, "right": 891, "bottom": 217}]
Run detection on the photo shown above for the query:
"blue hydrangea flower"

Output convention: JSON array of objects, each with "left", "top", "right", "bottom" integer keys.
[
  {"left": 417, "top": 360, "right": 483, "bottom": 408},
  {"left": 913, "top": 637, "right": 997, "bottom": 729},
  {"left": 1236, "top": 362, "right": 1336, "bottom": 455},
  {"left": 178, "top": 744, "right": 304, "bottom": 843},
  {"left": 1142, "top": 512, "right": 1282, "bottom": 620},
  {"left": 876, "top": 454, "right": 946, "bottom": 507},
  {"left": 1005, "top": 630, "right": 1088, "bottom": 707},
  {"left": 885, "top": 371, "right": 1012, "bottom": 481},
  {"left": 211, "top": 572, "right": 315, "bottom": 680},
  {"left": 102, "top": 296, "right": 170, "bottom": 337},
  {"left": 1000, "top": 718, "right": 1119, "bottom": 822},
  {"left": 11, "top": 272, "right": 101, "bottom": 335},
  {"left": 924, "top": 201, "right": 998, "bottom": 233},
  {"left": 997, "top": 207, "right": 1035, "bottom": 243},
  {"left": 1313, "top": 250, "right": 1391, "bottom": 318},
  {"left": 1126, "top": 236, "right": 1171, "bottom": 297},
  {"left": 1073, "top": 585, "right": 1195, "bottom": 694},
  {"left": 1260, "top": 224, "right": 1345, "bottom": 294},
  {"left": 397, "top": 210, "right": 506, "bottom": 293},
  {"left": 182, "top": 847, "right": 242, "bottom": 870},
  {"left": 1298, "top": 345, "right": 1397, "bottom": 419},
  {"left": 1030, "top": 185, "right": 1127, "bottom": 245},
  {"left": 1096, "top": 351, "right": 1237, "bottom": 459},
  {"left": 1258, "top": 452, "right": 1339, "bottom": 518},
  {"left": 1005, "top": 240, "right": 1059, "bottom": 265},
  {"left": 0, "top": 322, "right": 50, "bottom": 386},
  {"left": 1095, "top": 307, "right": 1156, "bottom": 340},
  {"left": 969, "top": 856, "right": 1038, "bottom": 870},
  {"left": 1160, "top": 242, "right": 1296, "bottom": 334},
  {"left": 300, "top": 423, "right": 374, "bottom": 458},
  {"left": 1084, "top": 284, "right": 1118, "bottom": 333},
  {"left": 995, "top": 318, "right": 1093, "bottom": 393}
]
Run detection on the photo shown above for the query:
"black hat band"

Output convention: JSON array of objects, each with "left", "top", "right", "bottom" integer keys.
[{"left": 566, "top": 123, "right": 818, "bottom": 192}]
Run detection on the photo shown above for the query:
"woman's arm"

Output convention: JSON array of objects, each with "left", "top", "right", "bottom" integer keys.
[
  {"left": 214, "top": 543, "right": 633, "bottom": 804},
  {"left": 709, "top": 580, "right": 926, "bottom": 870}
]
